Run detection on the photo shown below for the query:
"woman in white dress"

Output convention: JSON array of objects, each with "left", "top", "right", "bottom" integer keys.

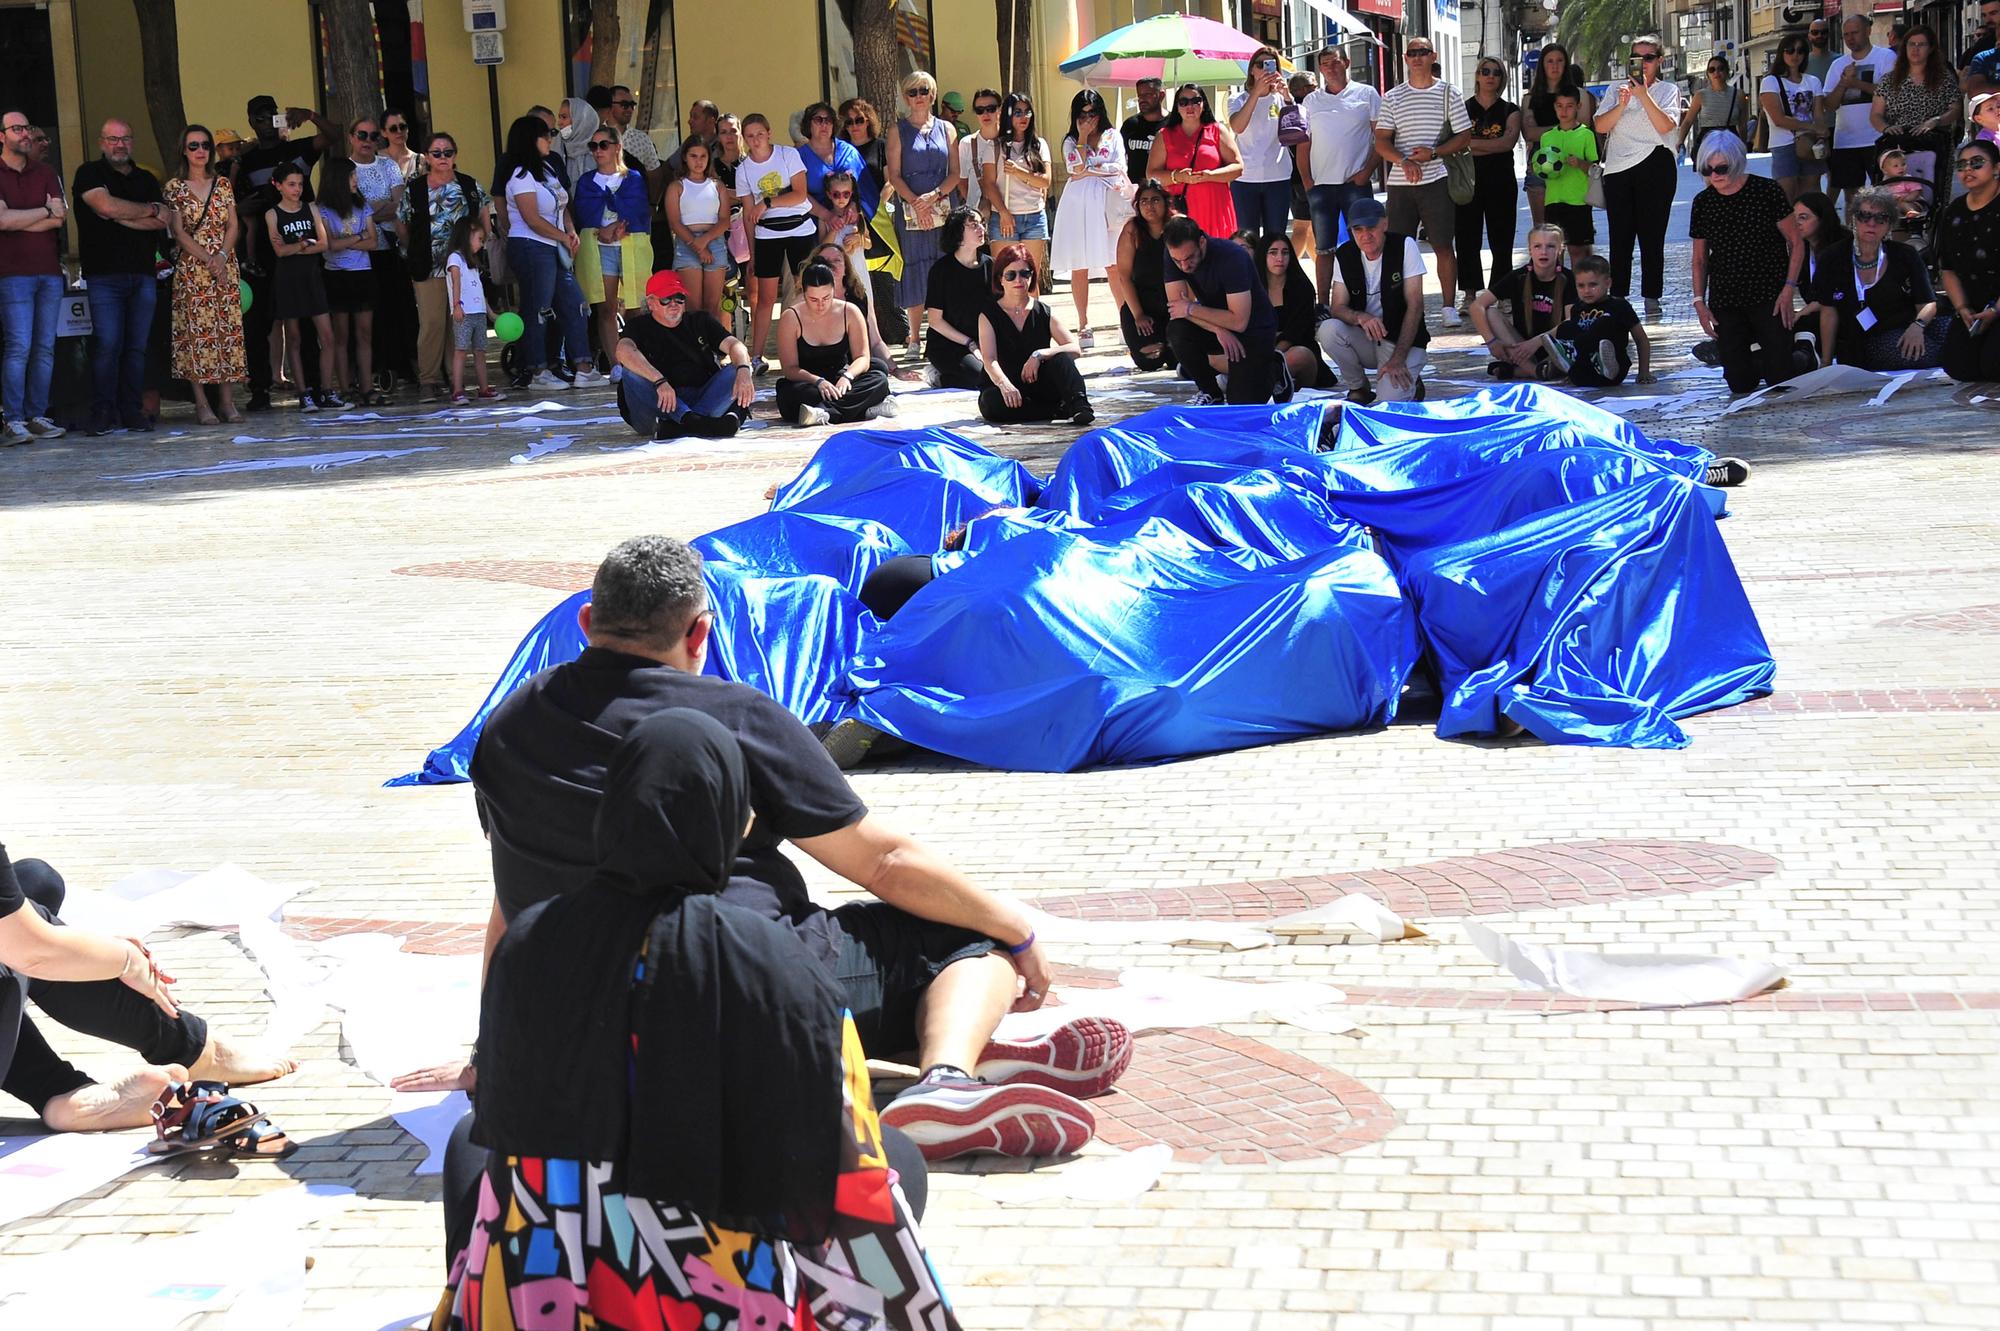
[{"left": 1049, "top": 88, "right": 1125, "bottom": 350}]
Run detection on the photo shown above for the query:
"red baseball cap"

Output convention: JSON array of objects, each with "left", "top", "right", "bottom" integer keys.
[{"left": 645, "top": 271, "right": 688, "bottom": 301}]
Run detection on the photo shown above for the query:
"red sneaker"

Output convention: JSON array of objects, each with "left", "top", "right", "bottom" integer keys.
[
  {"left": 878, "top": 1076, "right": 1095, "bottom": 1161},
  {"left": 975, "top": 1016, "right": 1133, "bottom": 1100}
]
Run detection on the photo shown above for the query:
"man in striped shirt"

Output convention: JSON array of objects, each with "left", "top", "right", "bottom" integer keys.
[{"left": 1373, "top": 40, "right": 1471, "bottom": 327}]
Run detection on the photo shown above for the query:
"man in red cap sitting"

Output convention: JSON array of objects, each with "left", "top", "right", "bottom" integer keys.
[{"left": 612, "top": 271, "right": 759, "bottom": 438}]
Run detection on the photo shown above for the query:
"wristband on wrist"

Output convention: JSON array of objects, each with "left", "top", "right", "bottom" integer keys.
[{"left": 1004, "top": 930, "right": 1036, "bottom": 957}]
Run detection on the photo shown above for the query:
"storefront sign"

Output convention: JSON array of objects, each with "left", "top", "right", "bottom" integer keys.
[{"left": 1350, "top": 0, "right": 1400, "bottom": 18}]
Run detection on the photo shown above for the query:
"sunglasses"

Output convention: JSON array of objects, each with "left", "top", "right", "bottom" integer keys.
[
  {"left": 185, "top": 140, "right": 213, "bottom": 151},
  {"left": 385, "top": 124, "right": 408, "bottom": 133},
  {"left": 1635, "top": 51, "right": 1661, "bottom": 61},
  {"left": 1406, "top": 48, "right": 1435, "bottom": 57},
  {"left": 589, "top": 140, "right": 617, "bottom": 151},
  {"left": 1957, "top": 157, "right": 1993, "bottom": 169},
  {"left": 906, "top": 89, "right": 932, "bottom": 98},
  {"left": 353, "top": 130, "right": 385, "bottom": 143},
  {"left": 429, "top": 148, "right": 457, "bottom": 158},
  {"left": 809, "top": 114, "right": 833, "bottom": 125},
  {"left": 1002, "top": 267, "right": 1034, "bottom": 281},
  {"left": 827, "top": 192, "right": 853, "bottom": 203},
  {"left": 1177, "top": 96, "right": 1205, "bottom": 106},
  {"left": 657, "top": 293, "right": 687, "bottom": 304},
  {"left": 975, "top": 103, "right": 1000, "bottom": 114},
  {"left": 611, "top": 99, "right": 638, "bottom": 109},
  {"left": 845, "top": 115, "right": 870, "bottom": 126},
  {"left": 1853, "top": 210, "right": 1893, "bottom": 223},
  {"left": 1479, "top": 67, "right": 1503, "bottom": 76},
  {"left": 1698, "top": 164, "right": 1732, "bottom": 176}
]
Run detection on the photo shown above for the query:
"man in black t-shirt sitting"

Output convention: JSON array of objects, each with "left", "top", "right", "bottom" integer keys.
[
  {"left": 398, "top": 536, "right": 1131, "bottom": 1161},
  {"left": 1469, "top": 222, "right": 1576, "bottom": 380},
  {"left": 1162, "top": 216, "right": 1288, "bottom": 405},
  {"left": 613, "top": 272, "right": 757, "bottom": 438}
]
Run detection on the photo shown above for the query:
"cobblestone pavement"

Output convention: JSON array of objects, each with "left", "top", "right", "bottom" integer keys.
[{"left": 2, "top": 260, "right": 1997, "bottom": 1331}]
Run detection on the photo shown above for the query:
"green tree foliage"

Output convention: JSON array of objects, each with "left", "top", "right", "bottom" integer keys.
[{"left": 1558, "top": 0, "right": 1658, "bottom": 84}]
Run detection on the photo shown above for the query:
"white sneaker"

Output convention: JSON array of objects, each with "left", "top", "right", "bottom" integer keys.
[
  {"left": 864, "top": 397, "right": 900, "bottom": 419},
  {"left": 798, "top": 404, "right": 831, "bottom": 427},
  {"left": 1645, "top": 299, "right": 1664, "bottom": 324},
  {"left": 2, "top": 420, "right": 31, "bottom": 446},
  {"left": 1439, "top": 307, "right": 1463, "bottom": 330},
  {"left": 526, "top": 370, "right": 574, "bottom": 393},
  {"left": 27, "top": 416, "right": 67, "bottom": 438},
  {"left": 571, "top": 367, "right": 605, "bottom": 387},
  {"left": 1078, "top": 328, "right": 1096, "bottom": 350}
]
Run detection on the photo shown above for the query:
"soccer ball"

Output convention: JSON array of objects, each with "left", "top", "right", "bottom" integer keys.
[{"left": 1532, "top": 145, "right": 1564, "bottom": 180}]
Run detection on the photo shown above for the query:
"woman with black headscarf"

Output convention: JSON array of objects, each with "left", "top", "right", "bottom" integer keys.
[{"left": 435, "top": 709, "right": 957, "bottom": 1331}]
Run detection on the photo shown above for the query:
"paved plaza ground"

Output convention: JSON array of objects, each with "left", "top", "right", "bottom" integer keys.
[{"left": 2, "top": 264, "right": 1998, "bottom": 1330}]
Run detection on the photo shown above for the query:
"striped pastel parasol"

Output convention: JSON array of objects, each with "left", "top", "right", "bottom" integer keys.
[{"left": 1059, "top": 13, "right": 1292, "bottom": 87}]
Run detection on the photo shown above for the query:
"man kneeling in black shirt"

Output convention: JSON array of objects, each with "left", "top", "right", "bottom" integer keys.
[
  {"left": 395, "top": 536, "right": 1130, "bottom": 1161},
  {"left": 612, "top": 272, "right": 757, "bottom": 439}
]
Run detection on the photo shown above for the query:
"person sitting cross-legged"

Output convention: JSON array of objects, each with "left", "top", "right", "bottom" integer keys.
[
  {"left": 1516, "top": 253, "right": 1655, "bottom": 387},
  {"left": 1470, "top": 221, "right": 1576, "bottom": 380},
  {"left": 393, "top": 536, "right": 1132, "bottom": 1161},
  {"left": 1162, "top": 215, "right": 1290, "bottom": 405},
  {"left": 612, "top": 271, "right": 757, "bottom": 440},
  {"left": 1318, "top": 195, "right": 1429, "bottom": 404}
]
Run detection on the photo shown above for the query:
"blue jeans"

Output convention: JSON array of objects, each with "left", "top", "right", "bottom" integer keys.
[
  {"left": 614, "top": 363, "right": 738, "bottom": 434},
  {"left": 86, "top": 273, "right": 158, "bottom": 425},
  {"left": 1306, "top": 182, "right": 1366, "bottom": 254},
  {"left": 1230, "top": 179, "right": 1293, "bottom": 240},
  {"left": 506, "top": 238, "right": 591, "bottom": 372},
  {"left": 0, "top": 273, "right": 62, "bottom": 422}
]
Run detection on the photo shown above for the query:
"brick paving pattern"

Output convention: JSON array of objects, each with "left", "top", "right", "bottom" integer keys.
[{"left": 2, "top": 263, "right": 1998, "bottom": 1330}]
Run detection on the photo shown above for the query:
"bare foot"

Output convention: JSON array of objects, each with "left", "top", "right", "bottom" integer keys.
[
  {"left": 187, "top": 1033, "right": 298, "bottom": 1087},
  {"left": 763, "top": 481, "right": 779, "bottom": 500},
  {"left": 42, "top": 1063, "right": 187, "bottom": 1132}
]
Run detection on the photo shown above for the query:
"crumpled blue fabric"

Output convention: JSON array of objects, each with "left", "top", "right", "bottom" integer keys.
[{"left": 391, "top": 385, "right": 1774, "bottom": 781}]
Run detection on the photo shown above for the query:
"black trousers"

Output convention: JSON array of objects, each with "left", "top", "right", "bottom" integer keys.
[
  {"left": 1454, "top": 178, "right": 1518, "bottom": 295},
  {"left": 1167, "top": 319, "right": 1278, "bottom": 402},
  {"left": 924, "top": 343, "right": 987, "bottom": 390},
  {"left": 1119, "top": 299, "right": 1175, "bottom": 372},
  {"left": 370, "top": 248, "right": 419, "bottom": 384},
  {"left": 775, "top": 367, "right": 891, "bottom": 424},
  {"left": 978, "top": 354, "right": 1090, "bottom": 423},
  {"left": 0, "top": 860, "right": 209, "bottom": 1114},
  {"left": 1714, "top": 304, "right": 1801, "bottom": 394},
  {"left": 1602, "top": 147, "right": 1676, "bottom": 301},
  {"left": 1942, "top": 318, "right": 2000, "bottom": 383}
]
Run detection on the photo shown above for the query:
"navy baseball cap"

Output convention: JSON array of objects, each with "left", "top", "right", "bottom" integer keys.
[{"left": 1346, "top": 196, "right": 1387, "bottom": 228}]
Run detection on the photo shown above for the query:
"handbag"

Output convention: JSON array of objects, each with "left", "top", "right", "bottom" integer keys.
[
  {"left": 1277, "top": 100, "right": 1311, "bottom": 148},
  {"left": 1585, "top": 163, "right": 1607, "bottom": 210},
  {"left": 1439, "top": 88, "right": 1477, "bottom": 206}
]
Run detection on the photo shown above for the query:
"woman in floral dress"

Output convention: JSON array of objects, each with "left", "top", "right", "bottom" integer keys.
[{"left": 165, "top": 123, "right": 247, "bottom": 424}]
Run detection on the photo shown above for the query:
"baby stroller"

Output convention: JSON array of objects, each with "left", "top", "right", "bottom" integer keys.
[{"left": 1876, "top": 133, "right": 1946, "bottom": 263}]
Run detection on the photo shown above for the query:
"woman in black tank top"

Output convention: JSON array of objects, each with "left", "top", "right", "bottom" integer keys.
[
  {"left": 775, "top": 261, "right": 892, "bottom": 425},
  {"left": 977, "top": 241, "right": 1092, "bottom": 425},
  {"left": 1114, "top": 182, "right": 1175, "bottom": 370}
]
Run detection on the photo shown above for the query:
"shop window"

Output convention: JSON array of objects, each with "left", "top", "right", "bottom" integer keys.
[{"left": 570, "top": 0, "right": 680, "bottom": 151}]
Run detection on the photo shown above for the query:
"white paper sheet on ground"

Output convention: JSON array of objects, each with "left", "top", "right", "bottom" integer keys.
[
  {"left": 1867, "top": 370, "right": 1920, "bottom": 406},
  {"left": 1580, "top": 391, "right": 1710, "bottom": 418},
  {"left": 994, "top": 968, "right": 1348, "bottom": 1041},
  {"left": 110, "top": 447, "right": 443, "bottom": 482},
  {"left": 1267, "top": 892, "right": 1419, "bottom": 943},
  {"left": 509, "top": 434, "right": 581, "bottom": 464},
  {"left": 991, "top": 1143, "right": 1174, "bottom": 1205},
  {"left": 1722, "top": 363, "right": 1887, "bottom": 414},
  {"left": 1021, "top": 906, "right": 1275, "bottom": 951},
  {"left": 0, "top": 1184, "right": 352, "bottom": 1327},
  {"left": 0, "top": 1131, "right": 154, "bottom": 1229},
  {"left": 1463, "top": 922, "right": 1783, "bottom": 1006},
  {"left": 294, "top": 1294, "right": 434, "bottom": 1330},
  {"left": 391, "top": 1090, "right": 469, "bottom": 1176},
  {"left": 59, "top": 864, "right": 300, "bottom": 936}
]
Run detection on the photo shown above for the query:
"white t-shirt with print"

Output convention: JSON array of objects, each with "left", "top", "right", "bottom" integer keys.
[
  {"left": 735, "top": 145, "right": 815, "bottom": 238},
  {"left": 445, "top": 251, "right": 487, "bottom": 314},
  {"left": 1824, "top": 46, "right": 1899, "bottom": 149},
  {"left": 1228, "top": 90, "right": 1293, "bottom": 183},
  {"left": 1760, "top": 73, "right": 1824, "bottom": 150},
  {"left": 505, "top": 168, "right": 569, "bottom": 248}
]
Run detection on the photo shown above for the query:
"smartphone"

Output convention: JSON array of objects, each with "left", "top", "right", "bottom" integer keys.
[
  {"left": 1259, "top": 58, "right": 1280, "bottom": 74},
  {"left": 1859, "top": 66, "right": 1874, "bottom": 83},
  {"left": 1627, "top": 58, "right": 1644, "bottom": 81},
  {"left": 273, "top": 112, "right": 290, "bottom": 134}
]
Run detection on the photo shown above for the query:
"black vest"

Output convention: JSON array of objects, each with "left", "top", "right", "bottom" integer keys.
[{"left": 1336, "top": 231, "right": 1430, "bottom": 348}]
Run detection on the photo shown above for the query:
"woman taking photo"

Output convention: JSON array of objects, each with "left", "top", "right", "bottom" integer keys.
[
  {"left": 1227, "top": 45, "right": 1296, "bottom": 240},
  {"left": 977, "top": 241, "right": 1091, "bottom": 425},
  {"left": 1522, "top": 44, "right": 1590, "bottom": 229},
  {"left": 1149, "top": 84, "right": 1241, "bottom": 240},
  {"left": 663, "top": 138, "right": 732, "bottom": 323},
  {"left": 1809, "top": 188, "right": 1944, "bottom": 369},
  {"left": 436, "top": 711, "right": 959, "bottom": 1331},
  {"left": 397, "top": 131, "right": 492, "bottom": 401},
  {"left": 986, "top": 93, "right": 1051, "bottom": 274},
  {"left": 1050, "top": 89, "right": 1123, "bottom": 348},
  {"left": 500, "top": 115, "right": 596, "bottom": 392},
  {"left": 1679, "top": 56, "right": 1749, "bottom": 171},
  {"left": 1257, "top": 232, "right": 1332, "bottom": 389},
  {"left": 1761, "top": 36, "right": 1826, "bottom": 203},
  {"left": 165, "top": 123, "right": 248, "bottom": 424},
  {"left": 1114, "top": 180, "right": 1174, "bottom": 371},
  {"left": 1594, "top": 36, "right": 1681, "bottom": 322},
  {"left": 1457, "top": 57, "right": 1522, "bottom": 300},
  {"left": 924, "top": 207, "right": 993, "bottom": 388},
  {"left": 776, "top": 260, "right": 892, "bottom": 426},
  {"left": 1869, "top": 24, "right": 1959, "bottom": 182},
  {"left": 886, "top": 71, "right": 960, "bottom": 356},
  {"left": 575, "top": 131, "right": 656, "bottom": 370},
  {"left": 1937, "top": 140, "right": 2000, "bottom": 382}
]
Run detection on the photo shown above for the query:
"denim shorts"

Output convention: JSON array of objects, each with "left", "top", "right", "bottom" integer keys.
[
  {"left": 597, "top": 242, "right": 623, "bottom": 278},
  {"left": 1770, "top": 142, "right": 1802, "bottom": 178},
  {"left": 673, "top": 233, "right": 730, "bottom": 273},
  {"left": 1002, "top": 209, "right": 1049, "bottom": 241}
]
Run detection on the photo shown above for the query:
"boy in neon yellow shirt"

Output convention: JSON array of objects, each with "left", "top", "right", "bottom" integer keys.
[{"left": 1539, "top": 91, "right": 1598, "bottom": 265}]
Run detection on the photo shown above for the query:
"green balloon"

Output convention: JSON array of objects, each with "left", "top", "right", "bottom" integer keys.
[
  {"left": 494, "top": 311, "right": 525, "bottom": 343},
  {"left": 238, "top": 278, "right": 252, "bottom": 312}
]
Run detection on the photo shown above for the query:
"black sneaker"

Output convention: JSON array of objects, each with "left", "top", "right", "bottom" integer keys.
[
  {"left": 821, "top": 718, "right": 883, "bottom": 770},
  {"left": 1690, "top": 340, "right": 1721, "bottom": 368},
  {"left": 1188, "top": 390, "right": 1223, "bottom": 407},
  {"left": 652, "top": 414, "right": 688, "bottom": 441},
  {"left": 85, "top": 408, "right": 119, "bottom": 438},
  {"left": 299, "top": 392, "right": 320, "bottom": 413},
  {"left": 682, "top": 412, "right": 739, "bottom": 438},
  {"left": 1703, "top": 456, "right": 1752, "bottom": 488},
  {"left": 1066, "top": 401, "right": 1095, "bottom": 426},
  {"left": 1543, "top": 337, "right": 1577, "bottom": 375},
  {"left": 1346, "top": 387, "right": 1377, "bottom": 406},
  {"left": 247, "top": 392, "right": 273, "bottom": 412}
]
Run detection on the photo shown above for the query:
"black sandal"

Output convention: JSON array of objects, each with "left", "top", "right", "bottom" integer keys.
[{"left": 148, "top": 1080, "right": 296, "bottom": 1160}]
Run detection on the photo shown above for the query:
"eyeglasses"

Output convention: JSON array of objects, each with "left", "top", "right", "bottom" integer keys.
[
  {"left": 1011, "top": 107, "right": 1034, "bottom": 116},
  {"left": 611, "top": 99, "right": 638, "bottom": 109},
  {"left": 185, "top": 140, "right": 212, "bottom": 151},
  {"left": 1853, "top": 210, "right": 1893, "bottom": 223},
  {"left": 1177, "top": 96, "right": 1205, "bottom": 106},
  {"left": 1956, "top": 156, "right": 1993, "bottom": 169},
  {"left": 974, "top": 103, "right": 1000, "bottom": 115},
  {"left": 1478, "top": 67, "right": 1503, "bottom": 76},
  {"left": 589, "top": 140, "right": 617, "bottom": 151},
  {"left": 845, "top": 115, "right": 870, "bottom": 126},
  {"left": 1001, "top": 268, "right": 1034, "bottom": 281},
  {"left": 429, "top": 148, "right": 457, "bottom": 158},
  {"left": 1698, "top": 164, "right": 1732, "bottom": 176},
  {"left": 103, "top": 134, "right": 135, "bottom": 143},
  {"left": 809, "top": 114, "right": 833, "bottom": 125},
  {"left": 1783, "top": 43, "right": 1806, "bottom": 52}
]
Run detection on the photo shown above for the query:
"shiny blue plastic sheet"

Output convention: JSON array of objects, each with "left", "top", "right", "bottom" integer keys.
[{"left": 392, "top": 387, "right": 1773, "bottom": 781}]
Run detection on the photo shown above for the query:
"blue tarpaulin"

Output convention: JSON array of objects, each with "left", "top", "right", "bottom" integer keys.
[{"left": 390, "top": 386, "right": 1774, "bottom": 781}]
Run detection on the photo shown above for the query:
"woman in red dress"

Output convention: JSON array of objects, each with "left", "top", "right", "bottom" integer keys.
[{"left": 1146, "top": 84, "right": 1244, "bottom": 239}]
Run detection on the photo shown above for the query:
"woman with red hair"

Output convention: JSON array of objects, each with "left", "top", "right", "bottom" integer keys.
[{"left": 976, "top": 242, "right": 1091, "bottom": 424}]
